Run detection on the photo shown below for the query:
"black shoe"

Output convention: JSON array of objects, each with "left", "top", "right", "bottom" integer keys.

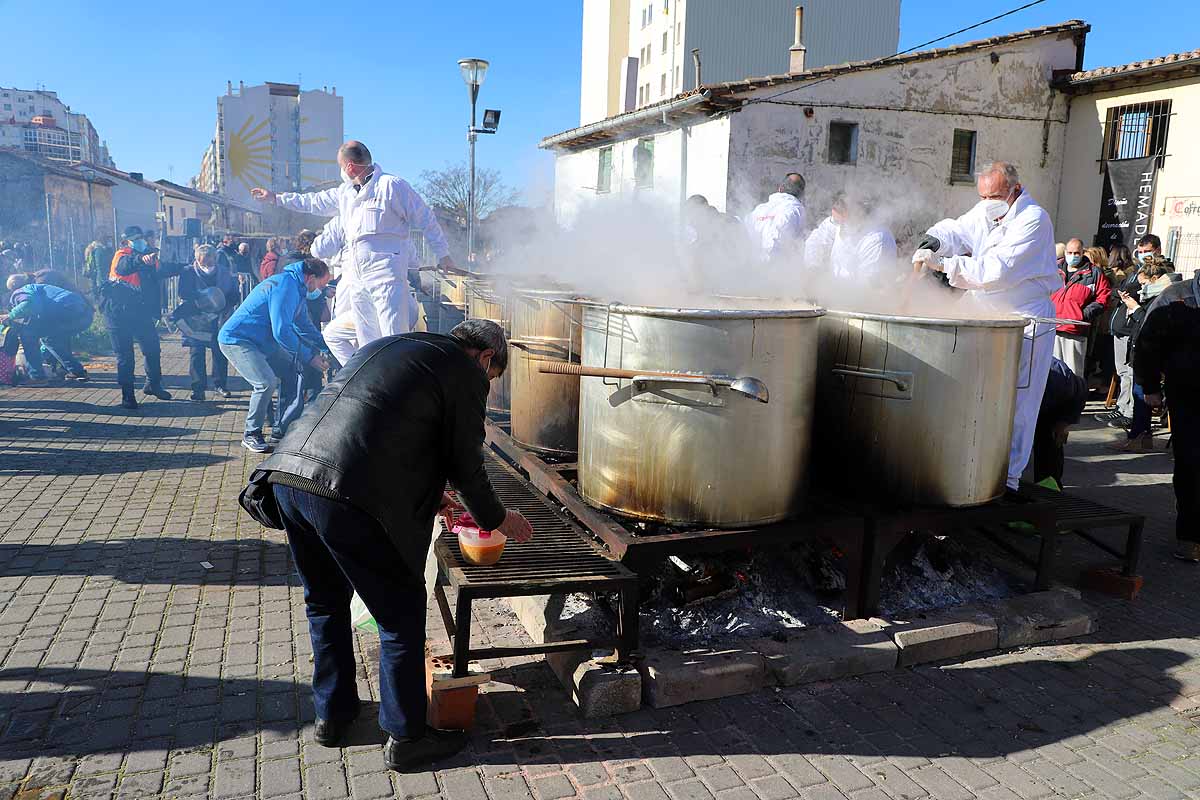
[
  {"left": 241, "top": 432, "right": 270, "bottom": 453},
  {"left": 313, "top": 718, "right": 352, "bottom": 748},
  {"left": 143, "top": 383, "right": 173, "bottom": 400},
  {"left": 190, "top": 391, "right": 206, "bottom": 402},
  {"left": 119, "top": 392, "right": 139, "bottom": 410},
  {"left": 65, "top": 370, "right": 89, "bottom": 381},
  {"left": 214, "top": 386, "right": 233, "bottom": 399},
  {"left": 1107, "top": 415, "right": 1133, "bottom": 430},
  {"left": 384, "top": 729, "right": 467, "bottom": 773}
]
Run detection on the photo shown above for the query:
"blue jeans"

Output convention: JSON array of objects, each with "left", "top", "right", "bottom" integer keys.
[
  {"left": 1130, "top": 383, "right": 1152, "bottom": 439},
  {"left": 268, "top": 354, "right": 306, "bottom": 438},
  {"left": 273, "top": 484, "right": 428, "bottom": 739},
  {"left": 220, "top": 341, "right": 277, "bottom": 434}
]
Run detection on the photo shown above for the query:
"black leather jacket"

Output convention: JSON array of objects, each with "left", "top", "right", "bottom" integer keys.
[
  {"left": 1134, "top": 277, "right": 1200, "bottom": 397},
  {"left": 259, "top": 332, "right": 506, "bottom": 579}
]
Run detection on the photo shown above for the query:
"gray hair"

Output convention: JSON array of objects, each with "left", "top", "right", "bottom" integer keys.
[
  {"left": 194, "top": 243, "right": 214, "bottom": 262},
  {"left": 977, "top": 161, "right": 1019, "bottom": 189},
  {"left": 449, "top": 319, "right": 509, "bottom": 374},
  {"left": 338, "top": 140, "right": 372, "bottom": 166}
]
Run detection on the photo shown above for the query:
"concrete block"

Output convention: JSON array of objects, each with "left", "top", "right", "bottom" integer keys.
[
  {"left": 988, "top": 590, "right": 1098, "bottom": 649},
  {"left": 506, "top": 595, "right": 577, "bottom": 645},
  {"left": 547, "top": 650, "right": 642, "bottom": 717},
  {"left": 638, "top": 648, "right": 767, "bottom": 708},
  {"left": 753, "top": 619, "right": 898, "bottom": 686},
  {"left": 874, "top": 609, "right": 998, "bottom": 668}
]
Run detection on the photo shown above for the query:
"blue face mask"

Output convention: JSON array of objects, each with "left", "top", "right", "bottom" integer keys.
[
  {"left": 1065, "top": 254, "right": 1082, "bottom": 268},
  {"left": 130, "top": 238, "right": 149, "bottom": 253},
  {"left": 307, "top": 288, "right": 324, "bottom": 300},
  {"left": 1135, "top": 250, "right": 1149, "bottom": 264}
]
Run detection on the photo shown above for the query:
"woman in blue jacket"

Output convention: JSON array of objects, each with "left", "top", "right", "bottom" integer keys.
[
  {"left": 219, "top": 257, "right": 332, "bottom": 453},
  {"left": 2, "top": 273, "right": 93, "bottom": 382}
]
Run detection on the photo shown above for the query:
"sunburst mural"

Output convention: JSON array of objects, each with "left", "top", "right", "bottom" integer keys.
[
  {"left": 226, "top": 115, "right": 271, "bottom": 194},
  {"left": 299, "top": 116, "right": 335, "bottom": 185}
]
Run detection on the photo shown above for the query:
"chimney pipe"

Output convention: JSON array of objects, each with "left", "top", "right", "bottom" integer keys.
[
  {"left": 226, "top": 80, "right": 232, "bottom": 95},
  {"left": 692, "top": 49, "right": 702, "bottom": 89},
  {"left": 789, "top": 6, "right": 807, "bottom": 75},
  {"left": 239, "top": 80, "right": 245, "bottom": 93}
]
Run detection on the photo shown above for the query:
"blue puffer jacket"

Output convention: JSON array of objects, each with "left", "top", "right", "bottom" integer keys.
[
  {"left": 218, "top": 262, "right": 325, "bottom": 368},
  {"left": 9, "top": 284, "right": 91, "bottom": 325}
]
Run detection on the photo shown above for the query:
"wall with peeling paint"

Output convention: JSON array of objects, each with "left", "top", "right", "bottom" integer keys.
[
  {"left": 725, "top": 33, "right": 1079, "bottom": 246},
  {"left": 1058, "top": 76, "right": 1200, "bottom": 254},
  {"left": 554, "top": 30, "right": 1081, "bottom": 247}
]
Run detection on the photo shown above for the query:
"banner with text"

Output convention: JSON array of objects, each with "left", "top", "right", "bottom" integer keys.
[{"left": 1095, "top": 157, "right": 1158, "bottom": 250}]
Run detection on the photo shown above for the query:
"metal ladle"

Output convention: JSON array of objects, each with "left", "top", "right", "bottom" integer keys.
[{"left": 536, "top": 361, "right": 770, "bottom": 403}]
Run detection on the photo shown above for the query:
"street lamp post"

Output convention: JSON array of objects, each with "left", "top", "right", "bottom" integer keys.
[{"left": 458, "top": 58, "right": 489, "bottom": 266}]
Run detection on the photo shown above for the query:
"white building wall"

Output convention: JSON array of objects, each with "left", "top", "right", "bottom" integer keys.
[
  {"left": 553, "top": 32, "right": 1080, "bottom": 246},
  {"left": 1058, "top": 76, "right": 1200, "bottom": 259},
  {"left": 298, "top": 89, "right": 344, "bottom": 188},
  {"left": 108, "top": 178, "right": 161, "bottom": 242},
  {"left": 725, "top": 35, "right": 1078, "bottom": 244}
]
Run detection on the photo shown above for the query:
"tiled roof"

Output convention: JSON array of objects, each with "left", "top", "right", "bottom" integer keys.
[{"left": 1066, "top": 49, "right": 1200, "bottom": 85}]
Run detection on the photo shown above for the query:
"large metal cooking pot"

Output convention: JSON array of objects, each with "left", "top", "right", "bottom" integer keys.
[
  {"left": 578, "top": 303, "right": 825, "bottom": 527},
  {"left": 508, "top": 290, "right": 584, "bottom": 457},
  {"left": 466, "top": 280, "right": 512, "bottom": 414},
  {"left": 816, "top": 310, "right": 1027, "bottom": 507}
]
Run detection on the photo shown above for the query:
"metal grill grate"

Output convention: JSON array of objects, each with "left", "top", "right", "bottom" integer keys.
[{"left": 440, "top": 450, "right": 631, "bottom": 586}]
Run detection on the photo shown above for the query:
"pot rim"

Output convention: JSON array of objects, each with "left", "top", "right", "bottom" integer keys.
[
  {"left": 826, "top": 308, "right": 1029, "bottom": 328},
  {"left": 580, "top": 300, "right": 825, "bottom": 319}
]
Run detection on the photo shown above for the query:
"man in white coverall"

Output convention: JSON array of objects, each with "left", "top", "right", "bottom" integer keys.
[
  {"left": 911, "top": 161, "right": 1061, "bottom": 490},
  {"left": 745, "top": 173, "right": 808, "bottom": 261},
  {"left": 804, "top": 191, "right": 897, "bottom": 284},
  {"left": 251, "top": 141, "right": 453, "bottom": 340}
]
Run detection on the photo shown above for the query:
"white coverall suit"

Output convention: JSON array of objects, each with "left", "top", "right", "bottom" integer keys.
[
  {"left": 276, "top": 165, "right": 448, "bottom": 343},
  {"left": 804, "top": 217, "right": 898, "bottom": 284},
  {"left": 745, "top": 193, "right": 808, "bottom": 261},
  {"left": 309, "top": 216, "right": 420, "bottom": 365},
  {"left": 924, "top": 191, "right": 1061, "bottom": 489}
]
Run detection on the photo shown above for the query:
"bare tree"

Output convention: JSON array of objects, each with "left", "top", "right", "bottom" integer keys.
[{"left": 416, "top": 163, "right": 519, "bottom": 224}]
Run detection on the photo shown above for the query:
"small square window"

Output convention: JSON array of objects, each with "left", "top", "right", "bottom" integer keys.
[
  {"left": 951, "top": 129, "right": 977, "bottom": 182},
  {"left": 828, "top": 121, "right": 859, "bottom": 165},
  {"left": 597, "top": 147, "right": 613, "bottom": 193}
]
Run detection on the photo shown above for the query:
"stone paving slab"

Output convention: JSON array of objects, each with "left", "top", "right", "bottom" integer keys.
[{"left": 2, "top": 340, "right": 1200, "bottom": 800}]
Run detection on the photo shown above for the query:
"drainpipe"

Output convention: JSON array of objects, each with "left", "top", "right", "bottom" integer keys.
[{"left": 692, "top": 49, "right": 702, "bottom": 89}]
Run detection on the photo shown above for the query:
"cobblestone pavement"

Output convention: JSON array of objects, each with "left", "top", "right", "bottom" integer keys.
[{"left": 2, "top": 339, "right": 1200, "bottom": 799}]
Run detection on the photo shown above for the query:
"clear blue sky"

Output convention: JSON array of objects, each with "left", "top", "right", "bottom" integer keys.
[{"left": 1, "top": 0, "right": 1193, "bottom": 204}]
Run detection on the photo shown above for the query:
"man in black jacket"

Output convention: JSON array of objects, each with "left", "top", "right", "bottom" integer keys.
[
  {"left": 1134, "top": 273, "right": 1200, "bottom": 561},
  {"left": 256, "top": 319, "right": 533, "bottom": 771},
  {"left": 172, "top": 244, "right": 238, "bottom": 401},
  {"left": 1032, "top": 357, "right": 1087, "bottom": 487}
]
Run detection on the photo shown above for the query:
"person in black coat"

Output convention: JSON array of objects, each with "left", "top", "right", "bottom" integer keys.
[
  {"left": 172, "top": 244, "right": 239, "bottom": 401},
  {"left": 1032, "top": 357, "right": 1087, "bottom": 487},
  {"left": 1134, "top": 272, "right": 1200, "bottom": 561},
  {"left": 253, "top": 319, "right": 533, "bottom": 771}
]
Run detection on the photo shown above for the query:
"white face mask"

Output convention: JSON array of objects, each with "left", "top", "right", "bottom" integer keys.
[{"left": 978, "top": 198, "right": 1010, "bottom": 229}]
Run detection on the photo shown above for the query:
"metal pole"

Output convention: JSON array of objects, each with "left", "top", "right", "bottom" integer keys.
[
  {"left": 86, "top": 179, "right": 96, "bottom": 243},
  {"left": 45, "top": 193, "right": 54, "bottom": 268},
  {"left": 467, "top": 87, "right": 478, "bottom": 266}
]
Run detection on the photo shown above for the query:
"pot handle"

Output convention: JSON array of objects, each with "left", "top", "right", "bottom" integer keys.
[
  {"left": 1015, "top": 315, "right": 1089, "bottom": 389},
  {"left": 632, "top": 375, "right": 719, "bottom": 397},
  {"left": 831, "top": 367, "right": 911, "bottom": 393}
]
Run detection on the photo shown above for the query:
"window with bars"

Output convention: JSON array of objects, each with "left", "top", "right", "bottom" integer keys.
[
  {"left": 1101, "top": 100, "right": 1172, "bottom": 167},
  {"left": 951, "top": 129, "right": 976, "bottom": 182}
]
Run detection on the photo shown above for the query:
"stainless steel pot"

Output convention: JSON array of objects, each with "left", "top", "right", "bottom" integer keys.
[
  {"left": 508, "top": 290, "right": 584, "bottom": 457},
  {"left": 578, "top": 303, "right": 825, "bottom": 527},
  {"left": 815, "top": 310, "right": 1027, "bottom": 507},
  {"left": 467, "top": 280, "right": 512, "bottom": 414}
]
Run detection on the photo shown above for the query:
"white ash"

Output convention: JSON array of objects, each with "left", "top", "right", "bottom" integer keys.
[{"left": 877, "top": 533, "right": 1018, "bottom": 617}]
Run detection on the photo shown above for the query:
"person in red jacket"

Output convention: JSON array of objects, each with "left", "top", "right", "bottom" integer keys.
[
  {"left": 259, "top": 237, "right": 284, "bottom": 282},
  {"left": 1051, "top": 238, "right": 1111, "bottom": 378}
]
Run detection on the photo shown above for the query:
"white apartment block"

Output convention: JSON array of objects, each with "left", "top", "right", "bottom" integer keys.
[
  {"left": 580, "top": 0, "right": 901, "bottom": 125},
  {"left": 193, "top": 81, "right": 343, "bottom": 206},
  {"left": 0, "top": 86, "right": 114, "bottom": 166}
]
